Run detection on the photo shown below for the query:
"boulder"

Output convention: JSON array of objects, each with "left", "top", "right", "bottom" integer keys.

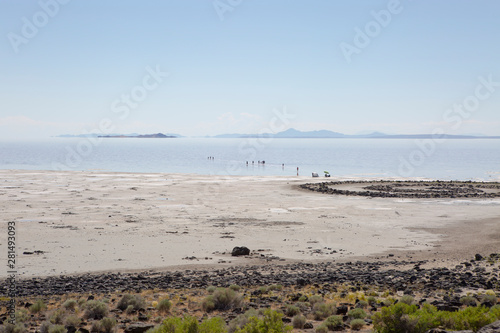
[
  {"left": 124, "top": 323, "right": 155, "bottom": 333},
  {"left": 478, "top": 320, "right": 500, "bottom": 332},
  {"left": 425, "top": 328, "right": 470, "bottom": 333},
  {"left": 231, "top": 246, "right": 250, "bottom": 256},
  {"left": 303, "top": 322, "right": 314, "bottom": 329}
]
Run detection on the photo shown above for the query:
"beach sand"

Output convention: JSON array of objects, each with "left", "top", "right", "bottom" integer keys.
[{"left": 1, "top": 170, "right": 499, "bottom": 277}]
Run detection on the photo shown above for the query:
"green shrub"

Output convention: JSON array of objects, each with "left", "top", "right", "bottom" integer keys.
[
  {"left": 285, "top": 305, "right": 300, "bottom": 317},
  {"left": 62, "top": 299, "right": 77, "bottom": 311},
  {"left": 30, "top": 299, "right": 46, "bottom": 314},
  {"left": 373, "top": 302, "right": 440, "bottom": 333},
  {"left": 315, "top": 324, "right": 328, "bottom": 333},
  {"left": 350, "top": 319, "right": 365, "bottom": 331},
  {"left": 99, "top": 317, "right": 117, "bottom": 333},
  {"left": 460, "top": 295, "right": 478, "bottom": 307},
  {"left": 323, "top": 315, "right": 343, "bottom": 331},
  {"left": 292, "top": 302, "right": 308, "bottom": 313},
  {"left": 14, "top": 309, "right": 29, "bottom": 323},
  {"left": 367, "top": 296, "right": 377, "bottom": 306},
  {"left": 0, "top": 323, "right": 27, "bottom": 333},
  {"left": 83, "top": 300, "right": 108, "bottom": 320},
  {"left": 308, "top": 295, "right": 323, "bottom": 306},
  {"left": 438, "top": 306, "right": 499, "bottom": 332},
  {"left": 157, "top": 299, "right": 172, "bottom": 314},
  {"left": 49, "top": 309, "right": 67, "bottom": 325},
  {"left": 292, "top": 315, "right": 306, "bottom": 329},
  {"left": 202, "top": 297, "right": 215, "bottom": 313},
  {"left": 202, "top": 288, "right": 242, "bottom": 312},
  {"left": 379, "top": 299, "right": 393, "bottom": 307},
  {"left": 199, "top": 317, "right": 227, "bottom": 333},
  {"left": 48, "top": 325, "right": 66, "bottom": 333},
  {"left": 125, "top": 305, "right": 134, "bottom": 314},
  {"left": 206, "top": 286, "right": 217, "bottom": 294},
  {"left": 40, "top": 321, "right": 51, "bottom": 333},
  {"left": 355, "top": 300, "right": 368, "bottom": 309},
  {"left": 228, "top": 309, "right": 258, "bottom": 333},
  {"left": 399, "top": 295, "right": 415, "bottom": 306},
  {"left": 312, "top": 302, "right": 335, "bottom": 320},
  {"left": 63, "top": 315, "right": 81, "bottom": 327},
  {"left": 116, "top": 294, "right": 145, "bottom": 311},
  {"left": 348, "top": 308, "right": 367, "bottom": 320},
  {"left": 149, "top": 315, "right": 226, "bottom": 333},
  {"left": 258, "top": 286, "right": 268, "bottom": 294},
  {"left": 90, "top": 321, "right": 102, "bottom": 333},
  {"left": 235, "top": 309, "right": 291, "bottom": 333},
  {"left": 268, "top": 284, "right": 283, "bottom": 291},
  {"left": 482, "top": 294, "right": 498, "bottom": 305},
  {"left": 229, "top": 285, "right": 241, "bottom": 292}
]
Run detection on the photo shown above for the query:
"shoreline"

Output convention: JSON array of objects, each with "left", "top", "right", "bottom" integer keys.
[{"left": 1, "top": 169, "right": 499, "bottom": 279}]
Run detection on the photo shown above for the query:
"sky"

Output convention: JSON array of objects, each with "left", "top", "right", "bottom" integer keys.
[{"left": 1, "top": 0, "right": 499, "bottom": 139}]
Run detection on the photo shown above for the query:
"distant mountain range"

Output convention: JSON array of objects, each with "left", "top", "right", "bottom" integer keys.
[
  {"left": 57, "top": 133, "right": 182, "bottom": 138},
  {"left": 57, "top": 129, "right": 500, "bottom": 139},
  {"left": 212, "top": 128, "right": 500, "bottom": 139},
  {"left": 98, "top": 133, "right": 176, "bottom": 138}
]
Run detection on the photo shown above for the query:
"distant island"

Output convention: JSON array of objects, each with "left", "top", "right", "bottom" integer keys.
[
  {"left": 212, "top": 128, "right": 500, "bottom": 139},
  {"left": 98, "top": 133, "right": 176, "bottom": 138},
  {"left": 57, "top": 133, "right": 180, "bottom": 138},
  {"left": 57, "top": 129, "right": 500, "bottom": 139}
]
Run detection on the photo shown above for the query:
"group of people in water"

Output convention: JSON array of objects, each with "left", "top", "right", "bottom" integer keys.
[
  {"left": 246, "top": 161, "right": 266, "bottom": 165},
  {"left": 209, "top": 157, "right": 300, "bottom": 175}
]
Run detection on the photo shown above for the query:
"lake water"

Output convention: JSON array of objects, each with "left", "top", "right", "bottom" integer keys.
[{"left": 0, "top": 138, "right": 499, "bottom": 180}]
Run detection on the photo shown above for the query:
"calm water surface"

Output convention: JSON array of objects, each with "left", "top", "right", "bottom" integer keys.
[{"left": 0, "top": 138, "right": 499, "bottom": 180}]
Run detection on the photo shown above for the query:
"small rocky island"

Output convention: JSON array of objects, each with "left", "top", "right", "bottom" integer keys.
[{"left": 98, "top": 133, "right": 176, "bottom": 138}]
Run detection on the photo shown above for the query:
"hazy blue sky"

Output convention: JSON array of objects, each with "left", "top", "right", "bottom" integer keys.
[{"left": 1, "top": 0, "right": 499, "bottom": 138}]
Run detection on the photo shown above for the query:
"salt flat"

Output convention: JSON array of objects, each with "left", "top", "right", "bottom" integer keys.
[{"left": 1, "top": 170, "right": 499, "bottom": 277}]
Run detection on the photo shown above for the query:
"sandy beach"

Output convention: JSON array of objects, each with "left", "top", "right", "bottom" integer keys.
[{"left": 1, "top": 170, "right": 499, "bottom": 277}]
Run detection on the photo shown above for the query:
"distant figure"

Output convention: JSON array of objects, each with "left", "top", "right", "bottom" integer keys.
[
  {"left": 262, "top": 160, "right": 265, "bottom": 164},
  {"left": 252, "top": 161, "right": 254, "bottom": 164},
  {"left": 246, "top": 161, "right": 248, "bottom": 165},
  {"left": 297, "top": 167, "right": 299, "bottom": 176},
  {"left": 282, "top": 163, "right": 284, "bottom": 169}
]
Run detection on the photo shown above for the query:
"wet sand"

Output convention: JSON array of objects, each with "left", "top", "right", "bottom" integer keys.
[{"left": 1, "top": 170, "right": 499, "bottom": 277}]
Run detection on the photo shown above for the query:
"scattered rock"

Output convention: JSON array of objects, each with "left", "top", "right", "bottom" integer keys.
[
  {"left": 477, "top": 320, "right": 500, "bottom": 333},
  {"left": 124, "top": 323, "right": 155, "bottom": 333},
  {"left": 231, "top": 246, "right": 250, "bottom": 256}
]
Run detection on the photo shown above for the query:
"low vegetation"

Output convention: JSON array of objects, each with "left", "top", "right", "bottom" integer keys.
[{"left": 2, "top": 285, "right": 500, "bottom": 333}]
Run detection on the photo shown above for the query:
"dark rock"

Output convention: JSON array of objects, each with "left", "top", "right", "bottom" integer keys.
[
  {"left": 231, "top": 247, "right": 250, "bottom": 256},
  {"left": 477, "top": 320, "right": 500, "bottom": 332},
  {"left": 475, "top": 254, "right": 484, "bottom": 261},
  {"left": 66, "top": 325, "right": 77, "bottom": 333},
  {"left": 336, "top": 305, "right": 348, "bottom": 315},
  {"left": 303, "top": 322, "right": 314, "bottom": 329},
  {"left": 425, "top": 329, "right": 472, "bottom": 333},
  {"left": 436, "top": 304, "right": 459, "bottom": 312},
  {"left": 124, "top": 323, "right": 155, "bottom": 333}
]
